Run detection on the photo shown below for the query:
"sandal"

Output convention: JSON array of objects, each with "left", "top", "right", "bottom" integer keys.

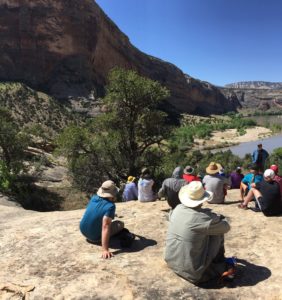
[{"left": 238, "top": 203, "right": 248, "bottom": 209}]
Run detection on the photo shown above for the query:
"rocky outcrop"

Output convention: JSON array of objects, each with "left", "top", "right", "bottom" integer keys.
[
  {"left": 1, "top": 190, "right": 282, "bottom": 299},
  {"left": 0, "top": 0, "right": 239, "bottom": 115},
  {"left": 221, "top": 86, "right": 282, "bottom": 110},
  {"left": 225, "top": 81, "right": 282, "bottom": 90}
]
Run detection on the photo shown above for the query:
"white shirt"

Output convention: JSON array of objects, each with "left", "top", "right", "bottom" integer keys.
[{"left": 138, "top": 178, "right": 155, "bottom": 202}]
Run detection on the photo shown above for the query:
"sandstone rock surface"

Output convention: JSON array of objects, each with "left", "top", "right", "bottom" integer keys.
[
  {"left": 0, "top": 0, "right": 239, "bottom": 115},
  {"left": 1, "top": 190, "right": 282, "bottom": 299}
]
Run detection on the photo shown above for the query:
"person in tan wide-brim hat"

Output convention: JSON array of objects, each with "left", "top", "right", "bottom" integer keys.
[
  {"left": 97, "top": 180, "right": 119, "bottom": 199},
  {"left": 203, "top": 162, "right": 228, "bottom": 204},
  {"left": 80, "top": 180, "right": 124, "bottom": 259},
  {"left": 165, "top": 181, "right": 231, "bottom": 284},
  {"left": 206, "top": 162, "right": 222, "bottom": 175}
]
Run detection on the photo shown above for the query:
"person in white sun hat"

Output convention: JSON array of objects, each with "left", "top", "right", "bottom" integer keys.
[
  {"left": 164, "top": 181, "right": 231, "bottom": 284},
  {"left": 238, "top": 169, "right": 282, "bottom": 216}
]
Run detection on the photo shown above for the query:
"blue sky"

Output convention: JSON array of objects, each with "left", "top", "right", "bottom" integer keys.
[{"left": 95, "top": 0, "right": 282, "bottom": 86}]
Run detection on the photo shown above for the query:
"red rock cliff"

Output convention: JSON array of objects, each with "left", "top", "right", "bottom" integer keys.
[{"left": 0, "top": 0, "right": 239, "bottom": 115}]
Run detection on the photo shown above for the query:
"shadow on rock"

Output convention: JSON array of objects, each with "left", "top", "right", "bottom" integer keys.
[
  {"left": 112, "top": 234, "right": 157, "bottom": 255},
  {"left": 13, "top": 183, "right": 64, "bottom": 211},
  {"left": 198, "top": 258, "right": 271, "bottom": 289},
  {"left": 224, "top": 200, "right": 242, "bottom": 205}
]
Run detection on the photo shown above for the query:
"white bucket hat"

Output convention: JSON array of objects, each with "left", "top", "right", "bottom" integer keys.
[
  {"left": 97, "top": 180, "right": 118, "bottom": 198},
  {"left": 179, "top": 181, "right": 213, "bottom": 208}
]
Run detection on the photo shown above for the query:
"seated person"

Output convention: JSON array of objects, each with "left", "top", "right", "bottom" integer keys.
[
  {"left": 122, "top": 176, "right": 138, "bottom": 201},
  {"left": 238, "top": 169, "right": 282, "bottom": 216},
  {"left": 183, "top": 165, "right": 201, "bottom": 183},
  {"left": 270, "top": 164, "right": 282, "bottom": 196},
  {"left": 230, "top": 167, "right": 244, "bottom": 189},
  {"left": 80, "top": 180, "right": 124, "bottom": 259},
  {"left": 164, "top": 181, "right": 231, "bottom": 284},
  {"left": 240, "top": 164, "right": 263, "bottom": 201},
  {"left": 138, "top": 168, "right": 157, "bottom": 202},
  {"left": 158, "top": 166, "right": 187, "bottom": 209},
  {"left": 202, "top": 162, "right": 228, "bottom": 204}
]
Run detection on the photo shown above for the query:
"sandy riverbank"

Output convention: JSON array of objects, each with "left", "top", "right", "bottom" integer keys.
[{"left": 194, "top": 126, "right": 272, "bottom": 150}]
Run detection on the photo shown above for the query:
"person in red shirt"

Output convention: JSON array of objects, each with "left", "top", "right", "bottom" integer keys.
[
  {"left": 270, "top": 164, "right": 282, "bottom": 196},
  {"left": 183, "top": 166, "right": 201, "bottom": 183}
]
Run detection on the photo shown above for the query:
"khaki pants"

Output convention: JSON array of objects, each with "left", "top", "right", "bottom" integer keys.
[{"left": 110, "top": 220, "right": 124, "bottom": 236}]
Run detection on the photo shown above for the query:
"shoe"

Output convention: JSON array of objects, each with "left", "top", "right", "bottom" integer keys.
[
  {"left": 220, "top": 266, "right": 236, "bottom": 282},
  {"left": 238, "top": 203, "right": 248, "bottom": 209}
]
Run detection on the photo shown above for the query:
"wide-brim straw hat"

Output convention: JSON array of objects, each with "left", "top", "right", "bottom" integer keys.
[
  {"left": 179, "top": 181, "right": 213, "bottom": 208},
  {"left": 206, "top": 162, "right": 222, "bottom": 175},
  {"left": 97, "top": 180, "right": 118, "bottom": 198}
]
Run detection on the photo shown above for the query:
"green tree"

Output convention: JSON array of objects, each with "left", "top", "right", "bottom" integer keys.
[
  {"left": 57, "top": 68, "right": 171, "bottom": 192},
  {"left": 0, "top": 107, "right": 28, "bottom": 191}
]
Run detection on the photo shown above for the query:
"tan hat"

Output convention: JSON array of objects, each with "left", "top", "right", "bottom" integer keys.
[
  {"left": 127, "top": 176, "right": 136, "bottom": 183},
  {"left": 97, "top": 180, "right": 118, "bottom": 198},
  {"left": 206, "top": 162, "right": 222, "bottom": 175},
  {"left": 179, "top": 181, "right": 213, "bottom": 208}
]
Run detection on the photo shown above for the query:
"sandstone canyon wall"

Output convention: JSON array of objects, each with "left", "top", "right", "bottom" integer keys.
[{"left": 0, "top": 0, "right": 240, "bottom": 115}]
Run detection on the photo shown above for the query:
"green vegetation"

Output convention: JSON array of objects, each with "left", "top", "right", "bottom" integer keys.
[
  {"left": 57, "top": 68, "right": 171, "bottom": 192},
  {"left": 168, "top": 115, "right": 256, "bottom": 152},
  {"left": 0, "top": 82, "right": 81, "bottom": 136},
  {"left": 1, "top": 72, "right": 281, "bottom": 210},
  {"left": 0, "top": 108, "right": 29, "bottom": 191}
]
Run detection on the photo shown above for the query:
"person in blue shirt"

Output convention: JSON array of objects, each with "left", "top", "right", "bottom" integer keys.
[
  {"left": 240, "top": 164, "right": 263, "bottom": 201},
  {"left": 80, "top": 180, "right": 124, "bottom": 259},
  {"left": 122, "top": 176, "right": 138, "bottom": 201}
]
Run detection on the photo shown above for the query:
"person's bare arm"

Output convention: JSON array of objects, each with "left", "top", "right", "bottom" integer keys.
[{"left": 101, "top": 216, "right": 113, "bottom": 259}]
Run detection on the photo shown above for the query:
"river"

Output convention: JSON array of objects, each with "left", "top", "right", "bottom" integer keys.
[
  {"left": 213, "top": 133, "right": 282, "bottom": 158},
  {"left": 211, "top": 115, "right": 282, "bottom": 157}
]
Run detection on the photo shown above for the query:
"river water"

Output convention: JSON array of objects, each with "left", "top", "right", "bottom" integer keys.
[
  {"left": 212, "top": 115, "right": 282, "bottom": 158},
  {"left": 217, "top": 134, "right": 282, "bottom": 158}
]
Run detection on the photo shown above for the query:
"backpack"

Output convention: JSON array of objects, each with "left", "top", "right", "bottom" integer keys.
[{"left": 116, "top": 228, "right": 136, "bottom": 248}]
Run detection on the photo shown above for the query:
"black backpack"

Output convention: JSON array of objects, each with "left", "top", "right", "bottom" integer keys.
[{"left": 117, "top": 228, "right": 135, "bottom": 248}]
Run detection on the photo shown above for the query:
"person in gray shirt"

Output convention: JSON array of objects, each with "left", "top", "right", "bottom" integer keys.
[
  {"left": 202, "top": 162, "right": 229, "bottom": 204},
  {"left": 158, "top": 166, "right": 187, "bottom": 209},
  {"left": 164, "top": 181, "right": 231, "bottom": 284}
]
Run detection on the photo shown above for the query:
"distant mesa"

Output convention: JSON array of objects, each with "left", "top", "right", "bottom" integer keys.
[
  {"left": 225, "top": 81, "right": 282, "bottom": 90},
  {"left": 0, "top": 0, "right": 240, "bottom": 116},
  {"left": 221, "top": 81, "right": 282, "bottom": 111}
]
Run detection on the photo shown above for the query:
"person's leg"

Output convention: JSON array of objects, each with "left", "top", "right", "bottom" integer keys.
[
  {"left": 239, "top": 188, "right": 262, "bottom": 208},
  {"left": 240, "top": 182, "right": 248, "bottom": 201},
  {"left": 250, "top": 189, "right": 263, "bottom": 211},
  {"left": 110, "top": 220, "right": 124, "bottom": 237},
  {"left": 199, "top": 236, "right": 226, "bottom": 283}
]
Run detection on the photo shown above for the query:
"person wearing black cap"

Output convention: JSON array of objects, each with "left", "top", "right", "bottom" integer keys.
[
  {"left": 252, "top": 143, "right": 269, "bottom": 172},
  {"left": 183, "top": 165, "right": 201, "bottom": 183}
]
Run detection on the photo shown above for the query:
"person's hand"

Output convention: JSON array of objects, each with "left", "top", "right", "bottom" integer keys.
[
  {"left": 250, "top": 183, "right": 256, "bottom": 188},
  {"left": 101, "top": 250, "right": 114, "bottom": 259}
]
